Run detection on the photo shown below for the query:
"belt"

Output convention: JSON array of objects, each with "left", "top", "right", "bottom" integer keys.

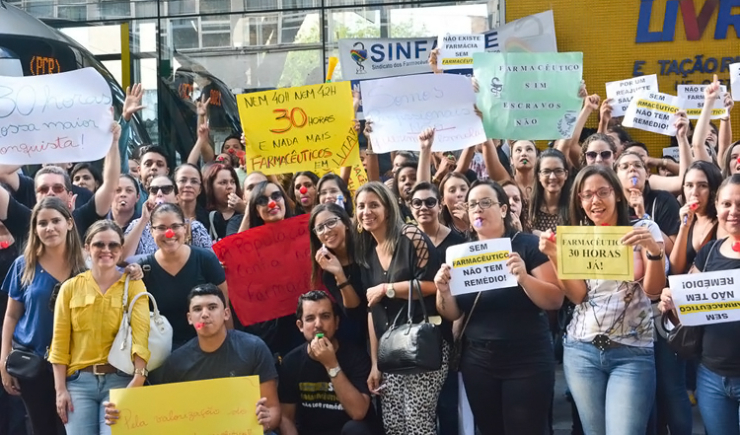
[
  {"left": 80, "top": 364, "right": 117, "bottom": 375},
  {"left": 591, "top": 334, "right": 622, "bottom": 352}
]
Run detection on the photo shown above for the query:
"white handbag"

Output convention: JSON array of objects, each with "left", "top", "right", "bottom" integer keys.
[{"left": 108, "top": 276, "right": 173, "bottom": 374}]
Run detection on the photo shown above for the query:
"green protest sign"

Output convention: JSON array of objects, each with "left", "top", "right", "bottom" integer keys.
[{"left": 473, "top": 52, "right": 583, "bottom": 140}]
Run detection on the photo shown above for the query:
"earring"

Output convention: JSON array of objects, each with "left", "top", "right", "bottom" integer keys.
[{"left": 357, "top": 221, "right": 363, "bottom": 233}]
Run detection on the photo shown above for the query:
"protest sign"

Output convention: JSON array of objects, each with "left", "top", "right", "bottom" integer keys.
[
  {"left": 0, "top": 67, "right": 113, "bottom": 165},
  {"left": 663, "top": 146, "right": 679, "bottom": 161},
  {"left": 622, "top": 91, "right": 683, "bottom": 136},
  {"left": 668, "top": 270, "right": 740, "bottom": 326},
  {"left": 677, "top": 84, "right": 728, "bottom": 119},
  {"left": 473, "top": 52, "right": 583, "bottom": 140},
  {"left": 731, "top": 63, "right": 740, "bottom": 101},
  {"left": 437, "top": 34, "right": 484, "bottom": 70},
  {"left": 362, "top": 74, "right": 485, "bottom": 153},
  {"left": 556, "top": 226, "right": 634, "bottom": 281},
  {"left": 110, "top": 376, "right": 261, "bottom": 435},
  {"left": 446, "top": 239, "right": 515, "bottom": 295},
  {"left": 493, "top": 10, "right": 557, "bottom": 53},
  {"left": 347, "top": 164, "right": 368, "bottom": 192},
  {"left": 212, "top": 214, "right": 314, "bottom": 326},
  {"left": 237, "top": 82, "right": 361, "bottom": 175},
  {"left": 605, "top": 75, "right": 659, "bottom": 117}
]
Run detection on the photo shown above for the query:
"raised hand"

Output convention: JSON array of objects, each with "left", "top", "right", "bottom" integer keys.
[{"left": 122, "top": 83, "right": 145, "bottom": 122}]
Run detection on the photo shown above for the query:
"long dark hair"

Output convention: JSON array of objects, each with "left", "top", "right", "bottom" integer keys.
[
  {"left": 438, "top": 172, "right": 470, "bottom": 227},
  {"left": 317, "top": 173, "right": 353, "bottom": 217},
  {"left": 392, "top": 162, "right": 417, "bottom": 202},
  {"left": 289, "top": 171, "right": 320, "bottom": 215},
  {"left": 529, "top": 148, "right": 571, "bottom": 229},
  {"left": 683, "top": 161, "right": 722, "bottom": 220},
  {"left": 580, "top": 133, "right": 617, "bottom": 167},
  {"left": 248, "top": 181, "right": 293, "bottom": 229},
  {"left": 355, "top": 182, "right": 404, "bottom": 268},
  {"left": 569, "top": 165, "right": 630, "bottom": 226},
  {"left": 466, "top": 179, "right": 517, "bottom": 239},
  {"left": 308, "top": 203, "right": 355, "bottom": 285},
  {"left": 202, "top": 163, "right": 243, "bottom": 211}
]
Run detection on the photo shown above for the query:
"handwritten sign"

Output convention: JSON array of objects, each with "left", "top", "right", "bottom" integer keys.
[
  {"left": 677, "top": 85, "right": 728, "bottom": 120},
  {"left": 605, "top": 75, "right": 659, "bottom": 117},
  {"left": 556, "top": 226, "right": 634, "bottom": 281},
  {"left": 663, "top": 146, "right": 679, "bottom": 161},
  {"left": 446, "top": 239, "right": 515, "bottom": 295},
  {"left": 668, "top": 270, "right": 740, "bottom": 326},
  {"left": 110, "top": 376, "right": 261, "bottom": 435},
  {"left": 346, "top": 164, "right": 368, "bottom": 192},
  {"left": 0, "top": 67, "right": 113, "bottom": 165},
  {"left": 362, "top": 74, "right": 486, "bottom": 153},
  {"left": 731, "top": 63, "right": 740, "bottom": 101},
  {"left": 473, "top": 52, "right": 583, "bottom": 140},
  {"left": 623, "top": 92, "right": 683, "bottom": 136},
  {"left": 237, "top": 82, "right": 361, "bottom": 175},
  {"left": 212, "top": 214, "right": 313, "bottom": 326},
  {"left": 437, "top": 34, "right": 484, "bottom": 70}
]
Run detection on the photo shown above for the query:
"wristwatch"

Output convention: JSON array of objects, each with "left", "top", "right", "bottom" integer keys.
[
  {"left": 646, "top": 247, "right": 664, "bottom": 261},
  {"left": 327, "top": 366, "right": 342, "bottom": 378},
  {"left": 385, "top": 283, "right": 395, "bottom": 298},
  {"left": 134, "top": 367, "right": 149, "bottom": 377}
]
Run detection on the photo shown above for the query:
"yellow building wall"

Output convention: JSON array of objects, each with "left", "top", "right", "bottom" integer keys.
[{"left": 506, "top": 0, "right": 740, "bottom": 157}]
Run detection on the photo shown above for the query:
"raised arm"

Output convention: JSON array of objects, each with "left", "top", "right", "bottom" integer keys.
[
  {"left": 482, "top": 139, "right": 511, "bottom": 183},
  {"left": 120, "top": 84, "right": 146, "bottom": 173},
  {"left": 187, "top": 119, "right": 211, "bottom": 166},
  {"left": 556, "top": 93, "right": 599, "bottom": 169},
  {"left": 718, "top": 94, "right": 734, "bottom": 163},
  {"left": 364, "top": 121, "right": 381, "bottom": 182},
  {"left": 417, "top": 128, "right": 435, "bottom": 183},
  {"left": 93, "top": 122, "right": 122, "bottom": 216},
  {"left": 692, "top": 75, "right": 721, "bottom": 157}
]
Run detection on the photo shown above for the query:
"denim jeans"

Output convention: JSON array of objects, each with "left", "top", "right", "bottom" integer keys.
[
  {"left": 647, "top": 335, "right": 692, "bottom": 435},
  {"left": 437, "top": 370, "right": 459, "bottom": 435},
  {"left": 696, "top": 364, "right": 740, "bottom": 435},
  {"left": 562, "top": 336, "right": 655, "bottom": 435},
  {"left": 65, "top": 371, "right": 132, "bottom": 435}
]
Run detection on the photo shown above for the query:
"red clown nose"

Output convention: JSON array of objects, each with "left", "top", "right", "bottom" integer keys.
[
  {"left": 165, "top": 229, "right": 175, "bottom": 239},
  {"left": 0, "top": 241, "right": 8, "bottom": 249},
  {"left": 300, "top": 186, "right": 308, "bottom": 195},
  {"left": 268, "top": 200, "right": 277, "bottom": 209}
]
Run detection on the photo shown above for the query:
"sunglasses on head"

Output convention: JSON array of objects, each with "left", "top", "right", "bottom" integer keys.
[
  {"left": 36, "top": 184, "right": 66, "bottom": 195},
  {"left": 91, "top": 241, "right": 122, "bottom": 251},
  {"left": 148, "top": 185, "right": 175, "bottom": 195},
  {"left": 410, "top": 197, "right": 439, "bottom": 209},
  {"left": 254, "top": 191, "right": 282, "bottom": 207},
  {"left": 585, "top": 150, "right": 613, "bottom": 160}
]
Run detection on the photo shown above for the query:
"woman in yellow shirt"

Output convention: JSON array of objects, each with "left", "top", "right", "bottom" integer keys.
[{"left": 49, "top": 220, "right": 150, "bottom": 434}]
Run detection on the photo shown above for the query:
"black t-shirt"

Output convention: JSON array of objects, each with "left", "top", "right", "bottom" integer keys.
[
  {"left": 322, "top": 263, "right": 368, "bottom": 348},
  {"left": 641, "top": 188, "right": 680, "bottom": 237},
  {"left": 226, "top": 214, "right": 245, "bottom": 237},
  {"left": 278, "top": 340, "right": 373, "bottom": 435},
  {"left": 693, "top": 238, "right": 740, "bottom": 377},
  {"left": 208, "top": 210, "right": 244, "bottom": 241},
  {"left": 15, "top": 174, "right": 91, "bottom": 210},
  {"left": 454, "top": 232, "right": 553, "bottom": 375},
  {"left": 138, "top": 247, "right": 227, "bottom": 345},
  {"left": 152, "top": 330, "right": 278, "bottom": 384},
  {"left": 435, "top": 230, "right": 467, "bottom": 264}
]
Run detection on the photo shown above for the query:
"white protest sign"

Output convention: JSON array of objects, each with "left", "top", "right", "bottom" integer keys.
[
  {"left": 446, "top": 238, "right": 515, "bottom": 295},
  {"left": 668, "top": 270, "right": 740, "bottom": 326},
  {"left": 605, "top": 75, "right": 659, "bottom": 117},
  {"left": 662, "top": 146, "right": 679, "bottom": 161},
  {"left": 731, "top": 63, "right": 740, "bottom": 101},
  {"left": 361, "top": 74, "right": 486, "bottom": 153},
  {"left": 677, "top": 84, "right": 727, "bottom": 119},
  {"left": 0, "top": 68, "right": 113, "bottom": 165},
  {"left": 490, "top": 10, "right": 558, "bottom": 54},
  {"left": 437, "top": 34, "right": 484, "bottom": 70},
  {"left": 623, "top": 91, "right": 683, "bottom": 136}
]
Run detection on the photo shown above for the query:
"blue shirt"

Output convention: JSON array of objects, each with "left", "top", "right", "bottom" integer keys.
[{"left": 1, "top": 257, "right": 60, "bottom": 357}]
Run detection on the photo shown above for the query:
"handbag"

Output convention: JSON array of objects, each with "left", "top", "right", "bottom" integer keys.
[
  {"left": 108, "top": 276, "right": 173, "bottom": 374},
  {"left": 662, "top": 314, "right": 702, "bottom": 360},
  {"left": 5, "top": 345, "right": 44, "bottom": 381},
  {"left": 377, "top": 279, "right": 443, "bottom": 375},
  {"left": 448, "top": 292, "right": 481, "bottom": 372}
]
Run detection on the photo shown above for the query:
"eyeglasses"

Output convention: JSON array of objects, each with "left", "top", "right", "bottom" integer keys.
[
  {"left": 152, "top": 223, "right": 185, "bottom": 232},
  {"left": 410, "top": 197, "right": 439, "bottom": 209},
  {"left": 578, "top": 187, "right": 613, "bottom": 201},
  {"left": 254, "top": 191, "right": 282, "bottom": 207},
  {"left": 148, "top": 185, "right": 175, "bottom": 195},
  {"left": 465, "top": 198, "right": 500, "bottom": 211},
  {"left": 585, "top": 150, "right": 613, "bottom": 160},
  {"left": 36, "top": 184, "right": 66, "bottom": 195},
  {"left": 90, "top": 241, "right": 122, "bottom": 251},
  {"left": 313, "top": 217, "right": 341, "bottom": 235},
  {"left": 539, "top": 168, "right": 566, "bottom": 177},
  {"left": 617, "top": 161, "right": 645, "bottom": 171}
]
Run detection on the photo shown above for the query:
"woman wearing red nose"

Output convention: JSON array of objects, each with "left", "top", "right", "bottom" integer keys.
[
  {"left": 203, "top": 164, "right": 245, "bottom": 241},
  {"left": 289, "top": 171, "right": 319, "bottom": 216}
]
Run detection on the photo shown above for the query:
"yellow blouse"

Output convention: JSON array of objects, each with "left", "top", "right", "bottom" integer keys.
[{"left": 49, "top": 271, "right": 151, "bottom": 376}]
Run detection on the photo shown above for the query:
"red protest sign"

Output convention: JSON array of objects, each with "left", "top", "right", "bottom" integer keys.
[{"left": 212, "top": 214, "right": 314, "bottom": 326}]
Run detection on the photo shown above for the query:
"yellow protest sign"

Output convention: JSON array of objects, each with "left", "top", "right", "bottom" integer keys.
[
  {"left": 556, "top": 226, "right": 634, "bottom": 281},
  {"left": 237, "top": 82, "right": 361, "bottom": 175},
  {"left": 110, "top": 376, "right": 261, "bottom": 435},
  {"left": 346, "top": 165, "right": 368, "bottom": 192}
]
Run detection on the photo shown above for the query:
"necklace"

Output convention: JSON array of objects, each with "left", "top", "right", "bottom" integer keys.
[{"left": 429, "top": 224, "right": 442, "bottom": 245}]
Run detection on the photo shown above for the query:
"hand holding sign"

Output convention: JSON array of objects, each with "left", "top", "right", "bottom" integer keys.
[{"left": 434, "top": 264, "right": 453, "bottom": 294}]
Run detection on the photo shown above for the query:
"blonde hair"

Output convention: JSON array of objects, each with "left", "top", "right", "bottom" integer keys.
[{"left": 21, "top": 197, "right": 86, "bottom": 286}]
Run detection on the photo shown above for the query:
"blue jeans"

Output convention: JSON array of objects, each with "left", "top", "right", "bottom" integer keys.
[
  {"left": 563, "top": 336, "right": 655, "bottom": 435},
  {"left": 696, "top": 364, "right": 740, "bottom": 435},
  {"left": 647, "top": 335, "right": 692, "bottom": 435},
  {"left": 65, "top": 371, "right": 132, "bottom": 435}
]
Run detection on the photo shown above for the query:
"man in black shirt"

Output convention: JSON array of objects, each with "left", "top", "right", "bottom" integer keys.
[
  {"left": 279, "top": 291, "right": 378, "bottom": 435},
  {"left": 104, "top": 284, "right": 281, "bottom": 432}
]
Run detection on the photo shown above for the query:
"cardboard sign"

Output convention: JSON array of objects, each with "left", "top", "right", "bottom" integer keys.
[
  {"left": 555, "top": 226, "right": 634, "bottom": 281},
  {"left": 604, "top": 75, "right": 659, "bottom": 117},
  {"left": 622, "top": 91, "right": 683, "bottom": 136},
  {"left": 0, "top": 67, "right": 114, "bottom": 165},
  {"left": 668, "top": 270, "right": 740, "bottom": 326},
  {"left": 446, "top": 239, "right": 516, "bottom": 295},
  {"left": 346, "top": 164, "right": 368, "bottom": 192},
  {"left": 110, "top": 376, "right": 261, "bottom": 434},
  {"left": 437, "top": 34, "right": 484, "bottom": 70},
  {"left": 237, "top": 82, "right": 361, "bottom": 175},
  {"left": 678, "top": 84, "right": 728, "bottom": 119},
  {"left": 473, "top": 52, "right": 583, "bottom": 140},
  {"left": 361, "top": 74, "right": 486, "bottom": 153},
  {"left": 212, "top": 215, "right": 314, "bottom": 326},
  {"left": 731, "top": 63, "right": 740, "bottom": 102}
]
